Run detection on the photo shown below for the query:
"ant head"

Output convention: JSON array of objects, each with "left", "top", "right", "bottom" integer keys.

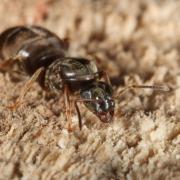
[{"left": 80, "top": 81, "right": 115, "bottom": 123}]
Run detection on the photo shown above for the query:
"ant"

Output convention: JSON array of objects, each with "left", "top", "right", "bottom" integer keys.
[{"left": 0, "top": 26, "right": 170, "bottom": 131}]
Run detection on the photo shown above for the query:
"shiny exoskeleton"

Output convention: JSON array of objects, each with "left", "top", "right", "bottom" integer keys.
[
  {"left": 0, "top": 26, "right": 115, "bottom": 130},
  {"left": 81, "top": 81, "right": 114, "bottom": 123}
]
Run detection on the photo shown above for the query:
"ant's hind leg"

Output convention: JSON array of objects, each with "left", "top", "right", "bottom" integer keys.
[
  {"left": 7, "top": 67, "right": 44, "bottom": 110},
  {"left": 0, "top": 55, "right": 23, "bottom": 72},
  {"left": 0, "top": 59, "right": 25, "bottom": 83},
  {"left": 0, "top": 58, "right": 15, "bottom": 71}
]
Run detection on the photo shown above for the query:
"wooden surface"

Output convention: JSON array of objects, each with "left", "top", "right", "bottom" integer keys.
[{"left": 0, "top": 0, "right": 179, "bottom": 179}]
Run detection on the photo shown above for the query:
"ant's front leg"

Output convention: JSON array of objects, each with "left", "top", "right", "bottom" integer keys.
[
  {"left": 74, "top": 98, "right": 101, "bottom": 130},
  {"left": 74, "top": 99, "right": 82, "bottom": 130},
  {"left": 7, "top": 67, "right": 44, "bottom": 110},
  {"left": 64, "top": 85, "right": 74, "bottom": 132}
]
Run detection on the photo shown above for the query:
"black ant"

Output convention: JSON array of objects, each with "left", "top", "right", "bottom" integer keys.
[{"left": 0, "top": 26, "right": 169, "bottom": 131}]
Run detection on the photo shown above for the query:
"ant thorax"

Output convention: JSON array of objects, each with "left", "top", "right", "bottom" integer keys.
[
  {"left": 44, "top": 57, "right": 99, "bottom": 93},
  {"left": 44, "top": 59, "right": 64, "bottom": 93},
  {"left": 59, "top": 57, "right": 99, "bottom": 81}
]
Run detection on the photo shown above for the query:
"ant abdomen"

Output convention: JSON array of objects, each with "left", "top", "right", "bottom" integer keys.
[
  {"left": 0, "top": 26, "right": 67, "bottom": 63},
  {"left": 0, "top": 26, "right": 39, "bottom": 60},
  {"left": 20, "top": 37, "right": 66, "bottom": 75}
]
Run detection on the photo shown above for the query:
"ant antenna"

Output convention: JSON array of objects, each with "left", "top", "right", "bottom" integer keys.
[
  {"left": 116, "top": 84, "right": 170, "bottom": 97},
  {"left": 131, "top": 85, "right": 170, "bottom": 91}
]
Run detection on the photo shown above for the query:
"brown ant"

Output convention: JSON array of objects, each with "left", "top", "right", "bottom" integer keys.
[{"left": 0, "top": 26, "right": 169, "bottom": 131}]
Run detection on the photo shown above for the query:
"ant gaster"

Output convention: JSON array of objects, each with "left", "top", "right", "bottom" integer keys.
[{"left": 0, "top": 26, "right": 169, "bottom": 130}]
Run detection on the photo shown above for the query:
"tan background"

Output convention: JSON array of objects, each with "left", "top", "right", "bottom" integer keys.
[{"left": 0, "top": 0, "right": 179, "bottom": 179}]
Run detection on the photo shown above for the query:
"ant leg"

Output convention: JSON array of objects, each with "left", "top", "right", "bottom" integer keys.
[
  {"left": 0, "top": 55, "right": 24, "bottom": 72},
  {"left": 74, "top": 98, "right": 102, "bottom": 130},
  {"left": 0, "top": 58, "right": 15, "bottom": 71},
  {"left": 7, "top": 67, "right": 44, "bottom": 110},
  {"left": 74, "top": 100, "right": 82, "bottom": 130},
  {"left": 64, "top": 85, "right": 73, "bottom": 131},
  {"left": 99, "top": 71, "right": 111, "bottom": 86},
  {"left": 0, "top": 56, "right": 28, "bottom": 81}
]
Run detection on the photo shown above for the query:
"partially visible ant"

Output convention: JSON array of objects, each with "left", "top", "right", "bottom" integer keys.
[{"left": 0, "top": 26, "right": 170, "bottom": 131}]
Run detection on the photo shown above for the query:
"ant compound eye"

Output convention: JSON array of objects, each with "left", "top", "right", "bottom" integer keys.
[{"left": 96, "top": 103, "right": 102, "bottom": 113}]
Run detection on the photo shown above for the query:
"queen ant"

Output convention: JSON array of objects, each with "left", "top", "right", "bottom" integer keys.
[{"left": 0, "top": 26, "right": 169, "bottom": 131}]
